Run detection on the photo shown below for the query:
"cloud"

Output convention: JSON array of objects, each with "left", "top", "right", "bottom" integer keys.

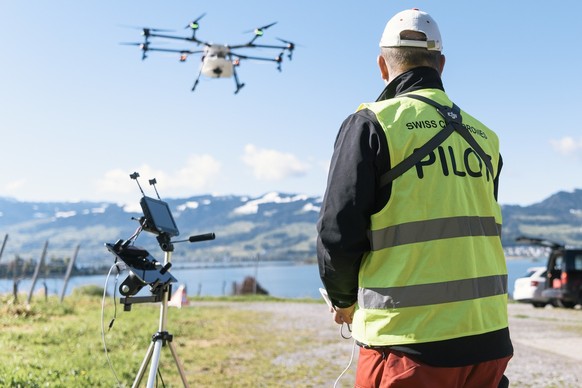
[
  {"left": 96, "top": 154, "right": 221, "bottom": 198},
  {"left": 173, "top": 154, "right": 221, "bottom": 190},
  {"left": 242, "top": 144, "right": 309, "bottom": 181},
  {"left": 5, "top": 179, "right": 26, "bottom": 192},
  {"left": 550, "top": 136, "right": 582, "bottom": 156}
]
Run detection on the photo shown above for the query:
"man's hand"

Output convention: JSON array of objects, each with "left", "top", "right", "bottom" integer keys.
[{"left": 333, "top": 303, "right": 356, "bottom": 325}]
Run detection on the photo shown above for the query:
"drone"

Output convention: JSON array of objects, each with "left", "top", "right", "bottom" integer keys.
[{"left": 122, "top": 14, "right": 296, "bottom": 94}]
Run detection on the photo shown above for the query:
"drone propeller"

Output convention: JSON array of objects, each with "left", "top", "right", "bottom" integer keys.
[
  {"left": 139, "top": 27, "right": 175, "bottom": 45},
  {"left": 141, "top": 27, "right": 174, "bottom": 33},
  {"left": 183, "top": 13, "right": 206, "bottom": 42},
  {"left": 255, "top": 21, "right": 277, "bottom": 36},
  {"left": 245, "top": 21, "right": 277, "bottom": 37},
  {"left": 276, "top": 37, "right": 295, "bottom": 47},
  {"left": 185, "top": 13, "right": 206, "bottom": 30},
  {"left": 276, "top": 38, "right": 296, "bottom": 59},
  {"left": 119, "top": 25, "right": 173, "bottom": 33},
  {"left": 120, "top": 42, "right": 150, "bottom": 60},
  {"left": 243, "top": 21, "right": 278, "bottom": 45}
]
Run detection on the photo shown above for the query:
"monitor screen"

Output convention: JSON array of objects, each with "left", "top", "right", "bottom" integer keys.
[{"left": 140, "top": 196, "right": 180, "bottom": 237}]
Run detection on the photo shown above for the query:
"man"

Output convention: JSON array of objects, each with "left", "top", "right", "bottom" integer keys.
[{"left": 317, "top": 8, "right": 513, "bottom": 387}]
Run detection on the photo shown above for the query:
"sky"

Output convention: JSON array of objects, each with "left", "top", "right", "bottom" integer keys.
[{"left": 1, "top": 1, "right": 581, "bottom": 207}]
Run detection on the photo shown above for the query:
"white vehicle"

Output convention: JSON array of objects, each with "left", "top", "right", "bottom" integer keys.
[{"left": 513, "top": 266, "right": 551, "bottom": 308}]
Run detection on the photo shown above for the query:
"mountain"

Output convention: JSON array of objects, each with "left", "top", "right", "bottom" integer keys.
[
  {"left": 0, "top": 192, "right": 321, "bottom": 267},
  {"left": 1, "top": 189, "right": 581, "bottom": 267},
  {"left": 501, "top": 189, "right": 582, "bottom": 248}
]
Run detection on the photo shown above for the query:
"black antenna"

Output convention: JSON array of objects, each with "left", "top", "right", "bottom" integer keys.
[
  {"left": 130, "top": 172, "right": 146, "bottom": 196},
  {"left": 149, "top": 178, "right": 161, "bottom": 199}
]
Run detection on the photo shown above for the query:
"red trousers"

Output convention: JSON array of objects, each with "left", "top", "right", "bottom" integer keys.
[{"left": 355, "top": 347, "right": 511, "bottom": 388}]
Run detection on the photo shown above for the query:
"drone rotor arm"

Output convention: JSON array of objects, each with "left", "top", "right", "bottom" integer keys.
[
  {"left": 246, "top": 43, "right": 291, "bottom": 50},
  {"left": 120, "top": 42, "right": 152, "bottom": 60},
  {"left": 230, "top": 52, "right": 281, "bottom": 63},
  {"left": 146, "top": 32, "right": 208, "bottom": 46},
  {"left": 230, "top": 52, "right": 283, "bottom": 72},
  {"left": 142, "top": 47, "right": 203, "bottom": 55},
  {"left": 228, "top": 41, "right": 295, "bottom": 62}
]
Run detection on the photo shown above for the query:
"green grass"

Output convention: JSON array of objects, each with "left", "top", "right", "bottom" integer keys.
[{"left": 0, "top": 289, "right": 338, "bottom": 387}]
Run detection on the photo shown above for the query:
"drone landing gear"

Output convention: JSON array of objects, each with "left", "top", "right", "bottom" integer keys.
[
  {"left": 233, "top": 66, "right": 245, "bottom": 95},
  {"left": 192, "top": 67, "right": 203, "bottom": 92}
]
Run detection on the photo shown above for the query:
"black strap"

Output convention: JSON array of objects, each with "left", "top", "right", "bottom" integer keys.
[
  {"left": 379, "top": 94, "right": 494, "bottom": 188},
  {"left": 407, "top": 94, "right": 494, "bottom": 177}
]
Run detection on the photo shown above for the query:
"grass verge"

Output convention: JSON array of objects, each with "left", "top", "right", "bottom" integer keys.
[{"left": 0, "top": 290, "right": 341, "bottom": 387}]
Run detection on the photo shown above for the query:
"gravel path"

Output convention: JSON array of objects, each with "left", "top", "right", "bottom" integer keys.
[
  {"left": 505, "top": 303, "right": 582, "bottom": 387},
  {"left": 193, "top": 301, "right": 582, "bottom": 387}
]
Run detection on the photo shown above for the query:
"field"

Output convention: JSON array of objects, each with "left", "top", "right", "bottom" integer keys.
[
  {"left": 0, "top": 288, "right": 346, "bottom": 387},
  {"left": 3, "top": 287, "right": 582, "bottom": 387}
]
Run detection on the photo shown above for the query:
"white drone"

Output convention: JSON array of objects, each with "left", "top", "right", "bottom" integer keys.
[{"left": 122, "top": 14, "right": 296, "bottom": 94}]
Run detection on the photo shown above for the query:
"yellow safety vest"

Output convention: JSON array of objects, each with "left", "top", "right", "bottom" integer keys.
[{"left": 352, "top": 89, "right": 509, "bottom": 346}]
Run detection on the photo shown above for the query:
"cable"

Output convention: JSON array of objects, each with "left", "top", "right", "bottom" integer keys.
[
  {"left": 334, "top": 337, "right": 357, "bottom": 388},
  {"left": 333, "top": 323, "right": 356, "bottom": 388},
  {"left": 101, "top": 262, "right": 123, "bottom": 386},
  {"left": 127, "top": 220, "right": 146, "bottom": 245}
]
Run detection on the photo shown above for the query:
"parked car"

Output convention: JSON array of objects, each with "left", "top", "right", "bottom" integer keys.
[
  {"left": 516, "top": 236, "right": 582, "bottom": 308},
  {"left": 513, "top": 266, "right": 551, "bottom": 307}
]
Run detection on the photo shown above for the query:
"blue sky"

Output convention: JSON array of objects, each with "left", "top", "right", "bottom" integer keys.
[{"left": 1, "top": 1, "right": 581, "bottom": 206}]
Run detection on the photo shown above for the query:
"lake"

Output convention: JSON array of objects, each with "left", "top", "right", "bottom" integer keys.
[{"left": 0, "top": 257, "right": 546, "bottom": 300}]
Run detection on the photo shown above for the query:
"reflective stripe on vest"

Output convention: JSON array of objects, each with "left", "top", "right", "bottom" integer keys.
[
  {"left": 369, "top": 215, "right": 502, "bottom": 250},
  {"left": 359, "top": 274, "right": 508, "bottom": 309}
]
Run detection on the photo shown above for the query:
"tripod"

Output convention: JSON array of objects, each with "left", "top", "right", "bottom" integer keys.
[
  {"left": 110, "top": 173, "right": 215, "bottom": 387},
  {"left": 131, "top": 247, "right": 189, "bottom": 388}
]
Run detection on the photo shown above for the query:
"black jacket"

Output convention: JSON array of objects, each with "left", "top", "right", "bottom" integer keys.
[{"left": 316, "top": 67, "right": 512, "bottom": 366}]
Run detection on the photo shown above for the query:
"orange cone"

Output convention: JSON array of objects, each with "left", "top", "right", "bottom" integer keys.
[{"left": 169, "top": 284, "right": 189, "bottom": 308}]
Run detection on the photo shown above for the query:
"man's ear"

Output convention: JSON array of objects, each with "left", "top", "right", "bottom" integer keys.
[
  {"left": 377, "top": 55, "right": 389, "bottom": 82},
  {"left": 438, "top": 54, "right": 446, "bottom": 75}
]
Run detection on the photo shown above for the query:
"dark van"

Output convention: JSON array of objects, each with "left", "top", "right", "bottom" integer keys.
[{"left": 516, "top": 236, "right": 582, "bottom": 308}]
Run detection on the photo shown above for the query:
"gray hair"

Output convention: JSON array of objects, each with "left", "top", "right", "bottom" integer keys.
[{"left": 380, "top": 46, "right": 442, "bottom": 72}]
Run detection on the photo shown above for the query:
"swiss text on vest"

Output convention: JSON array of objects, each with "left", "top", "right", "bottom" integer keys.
[{"left": 406, "top": 120, "right": 488, "bottom": 140}]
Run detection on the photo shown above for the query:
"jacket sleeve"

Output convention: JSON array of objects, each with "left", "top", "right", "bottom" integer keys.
[
  {"left": 494, "top": 154, "right": 503, "bottom": 201},
  {"left": 317, "top": 109, "right": 388, "bottom": 308}
]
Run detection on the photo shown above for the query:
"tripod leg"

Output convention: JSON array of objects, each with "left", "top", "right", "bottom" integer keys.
[
  {"left": 168, "top": 341, "right": 190, "bottom": 387},
  {"left": 132, "top": 341, "right": 155, "bottom": 388},
  {"left": 146, "top": 340, "right": 164, "bottom": 388}
]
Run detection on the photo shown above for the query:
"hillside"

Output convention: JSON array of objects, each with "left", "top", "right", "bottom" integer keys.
[
  {"left": 501, "top": 189, "right": 582, "bottom": 248},
  {"left": 1, "top": 189, "right": 581, "bottom": 267},
  {"left": 0, "top": 193, "right": 320, "bottom": 267}
]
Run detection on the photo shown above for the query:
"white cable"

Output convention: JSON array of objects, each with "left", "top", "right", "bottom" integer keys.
[
  {"left": 101, "top": 263, "right": 122, "bottom": 386},
  {"left": 319, "top": 288, "right": 358, "bottom": 387},
  {"left": 334, "top": 334, "right": 357, "bottom": 388}
]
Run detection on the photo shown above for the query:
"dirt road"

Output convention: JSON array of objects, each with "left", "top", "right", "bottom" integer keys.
[
  {"left": 506, "top": 303, "right": 582, "bottom": 387},
  {"left": 210, "top": 300, "right": 582, "bottom": 387}
]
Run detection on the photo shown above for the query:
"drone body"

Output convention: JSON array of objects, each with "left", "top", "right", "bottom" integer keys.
[
  {"left": 122, "top": 14, "right": 296, "bottom": 94},
  {"left": 200, "top": 45, "right": 234, "bottom": 79}
]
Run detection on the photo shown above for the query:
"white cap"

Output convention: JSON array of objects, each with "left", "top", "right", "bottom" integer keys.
[{"left": 379, "top": 8, "right": 442, "bottom": 51}]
